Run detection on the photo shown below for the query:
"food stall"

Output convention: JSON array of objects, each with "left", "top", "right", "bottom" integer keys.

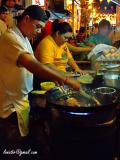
[
  {"left": 20, "top": 1, "right": 120, "bottom": 159},
  {"left": 30, "top": 54, "right": 120, "bottom": 159},
  {"left": 88, "top": 44, "right": 120, "bottom": 88}
]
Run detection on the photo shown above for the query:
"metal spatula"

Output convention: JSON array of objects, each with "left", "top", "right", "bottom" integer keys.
[
  {"left": 58, "top": 85, "right": 71, "bottom": 98},
  {"left": 80, "top": 89, "right": 101, "bottom": 106}
]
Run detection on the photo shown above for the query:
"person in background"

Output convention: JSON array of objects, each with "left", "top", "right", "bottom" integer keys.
[
  {"left": 92, "top": 23, "right": 98, "bottom": 34},
  {"left": 1, "top": 0, "right": 16, "bottom": 27},
  {"left": 1, "top": 0, "right": 16, "bottom": 8},
  {"left": 1, "top": 0, "right": 24, "bottom": 11},
  {"left": 1, "top": 0, "right": 24, "bottom": 28},
  {"left": 0, "top": 5, "right": 80, "bottom": 154},
  {"left": 35, "top": 19, "right": 86, "bottom": 75},
  {"left": 84, "top": 19, "right": 112, "bottom": 47},
  {"left": 109, "top": 26, "right": 120, "bottom": 46},
  {"left": 43, "top": 10, "right": 53, "bottom": 37},
  {"left": 0, "top": 6, "right": 8, "bottom": 35},
  {"left": 76, "top": 27, "right": 86, "bottom": 43}
]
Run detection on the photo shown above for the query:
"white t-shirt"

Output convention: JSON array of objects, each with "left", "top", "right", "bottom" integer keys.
[{"left": 0, "top": 27, "right": 33, "bottom": 118}]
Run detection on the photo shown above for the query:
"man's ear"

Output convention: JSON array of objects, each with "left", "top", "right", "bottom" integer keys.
[
  {"left": 56, "top": 31, "right": 61, "bottom": 37},
  {"left": 23, "top": 15, "right": 30, "bottom": 23}
]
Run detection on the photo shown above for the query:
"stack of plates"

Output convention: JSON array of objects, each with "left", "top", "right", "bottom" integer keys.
[{"left": 97, "top": 52, "right": 120, "bottom": 62}]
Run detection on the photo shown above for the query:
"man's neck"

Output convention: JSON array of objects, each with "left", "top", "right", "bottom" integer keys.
[{"left": 17, "top": 24, "right": 26, "bottom": 37}]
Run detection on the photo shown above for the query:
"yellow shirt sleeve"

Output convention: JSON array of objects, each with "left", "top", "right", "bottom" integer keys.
[{"left": 35, "top": 38, "right": 55, "bottom": 64}]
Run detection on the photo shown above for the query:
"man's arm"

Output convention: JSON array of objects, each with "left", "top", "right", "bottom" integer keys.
[
  {"left": 67, "top": 42, "right": 93, "bottom": 53},
  {"left": 84, "top": 35, "right": 96, "bottom": 47},
  {"left": 68, "top": 57, "right": 80, "bottom": 72},
  {"left": 84, "top": 42, "right": 95, "bottom": 47},
  {"left": 17, "top": 53, "right": 80, "bottom": 90},
  {"left": 68, "top": 57, "right": 86, "bottom": 75}
]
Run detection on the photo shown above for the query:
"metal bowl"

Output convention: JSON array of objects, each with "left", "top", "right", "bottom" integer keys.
[
  {"left": 93, "top": 87, "right": 116, "bottom": 95},
  {"left": 92, "top": 87, "right": 118, "bottom": 104}
]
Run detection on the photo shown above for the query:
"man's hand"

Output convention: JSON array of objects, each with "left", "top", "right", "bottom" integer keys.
[
  {"left": 75, "top": 68, "right": 87, "bottom": 75},
  {"left": 65, "top": 77, "right": 80, "bottom": 90}
]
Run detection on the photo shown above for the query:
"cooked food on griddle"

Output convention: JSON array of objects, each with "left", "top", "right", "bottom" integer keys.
[
  {"left": 56, "top": 97, "right": 80, "bottom": 107},
  {"left": 66, "top": 97, "right": 80, "bottom": 107}
]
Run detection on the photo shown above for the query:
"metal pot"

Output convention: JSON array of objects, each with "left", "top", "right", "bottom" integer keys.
[
  {"left": 104, "top": 70, "right": 120, "bottom": 89},
  {"left": 92, "top": 86, "right": 119, "bottom": 105}
]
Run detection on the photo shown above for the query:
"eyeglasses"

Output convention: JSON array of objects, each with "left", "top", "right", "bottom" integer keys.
[
  {"left": 63, "top": 36, "right": 70, "bottom": 40},
  {"left": 33, "top": 20, "right": 45, "bottom": 31},
  {"left": 33, "top": 23, "right": 44, "bottom": 32}
]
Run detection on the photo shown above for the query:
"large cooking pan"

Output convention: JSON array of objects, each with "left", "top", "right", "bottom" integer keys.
[
  {"left": 46, "top": 86, "right": 120, "bottom": 112},
  {"left": 47, "top": 85, "right": 119, "bottom": 160},
  {"left": 46, "top": 86, "right": 120, "bottom": 126}
]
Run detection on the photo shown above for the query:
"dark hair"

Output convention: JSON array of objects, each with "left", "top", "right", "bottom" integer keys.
[
  {"left": 14, "top": 4, "right": 25, "bottom": 11},
  {"left": 79, "top": 27, "right": 85, "bottom": 33},
  {"left": 93, "top": 23, "right": 98, "bottom": 28},
  {"left": 0, "top": 6, "right": 8, "bottom": 13},
  {"left": 15, "top": 5, "right": 48, "bottom": 23},
  {"left": 52, "top": 19, "right": 72, "bottom": 34},
  {"left": 98, "top": 19, "right": 111, "bottom": 30}
]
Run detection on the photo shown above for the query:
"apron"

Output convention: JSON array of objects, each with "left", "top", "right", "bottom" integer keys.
[
  {"left": 15, "top": 96, "right": 29, "bottom": 136},
  {"left": 13, "top": 27, "right": 33, "bottom": 136}
]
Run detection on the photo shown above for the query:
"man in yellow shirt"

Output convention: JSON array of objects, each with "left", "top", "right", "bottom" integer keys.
[
  {"left": 35, "top": 19, "right": 85, "bottom": 75},
  {"left": 35, "top": 35, "right": 73, "bottom": 72}
]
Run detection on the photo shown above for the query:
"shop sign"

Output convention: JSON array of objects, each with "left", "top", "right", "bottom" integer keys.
[{"left": 32, "top": 0, "right": 45, "bottom": 6}]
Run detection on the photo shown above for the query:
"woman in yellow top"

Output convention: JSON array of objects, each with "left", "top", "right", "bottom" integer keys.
[{"left": 35, "top": 19, "right": 85, "bottom": 75}]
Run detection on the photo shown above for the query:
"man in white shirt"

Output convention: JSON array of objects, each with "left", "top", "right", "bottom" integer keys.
[{"left": 0, "top": 4, "right": 80, "bottom": 152}]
